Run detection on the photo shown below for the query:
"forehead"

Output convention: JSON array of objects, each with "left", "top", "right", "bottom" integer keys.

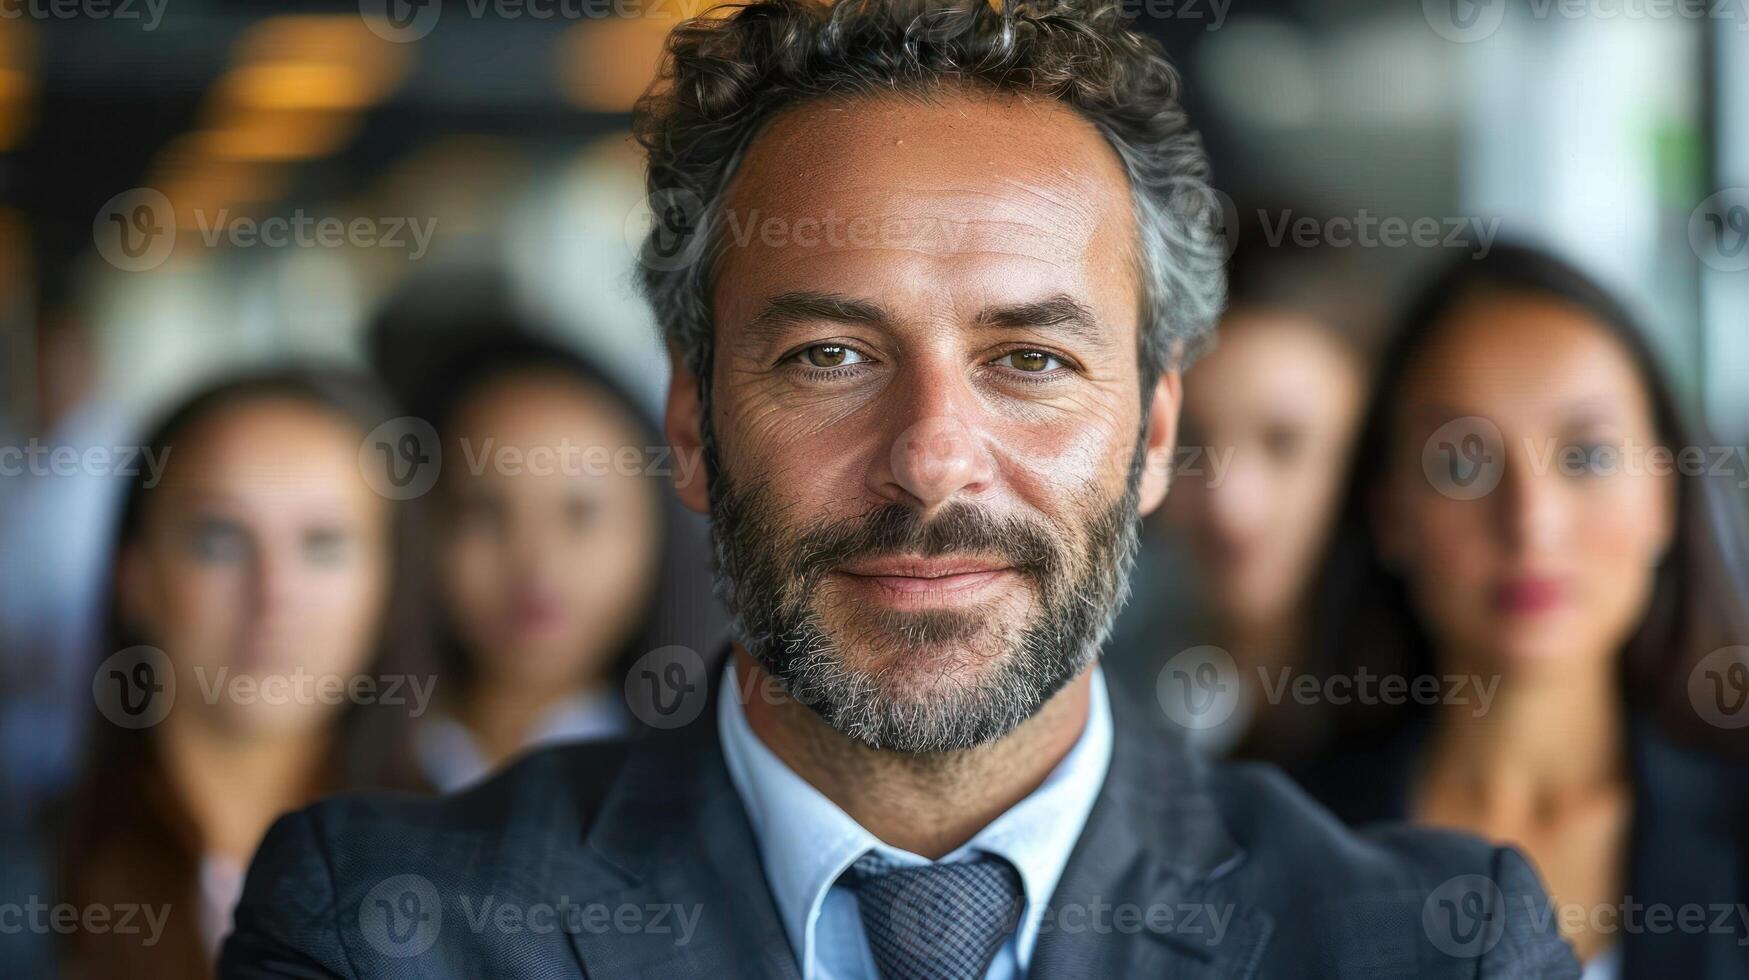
[
  {"left": 713, "top": 89, "right": 1141, "bottom": 331},
  {"left": 1400, "top": 293, "right": 1655, "bottom": 423},
  {"left": 159, "top": 399, "right": 371, "bottom": 507}
]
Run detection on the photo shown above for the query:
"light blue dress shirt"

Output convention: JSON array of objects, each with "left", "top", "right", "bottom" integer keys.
[{"left": 718, "top": 658, "right": 1115, "bottom": 980}]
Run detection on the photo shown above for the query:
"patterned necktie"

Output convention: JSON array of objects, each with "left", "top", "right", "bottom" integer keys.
[{"left": 843, "top": 851, "right": 1026, "bottom": 980}]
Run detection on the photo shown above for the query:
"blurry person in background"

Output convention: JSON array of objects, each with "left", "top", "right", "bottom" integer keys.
[
  {"left": 44, "top": 369, "right": 428, "bottom": 978},
  {"left": 1296, "top": 245, "right": 1749, "bottom": 979},
  {"left": 0, "top": 274, "right": 132, "bottom": 824},
  {"left": 411, "top": 333, "right": 674, "bottom": 791},
  {"left": 1112, "top": 215, "right": 1375, "bottom": 760}
]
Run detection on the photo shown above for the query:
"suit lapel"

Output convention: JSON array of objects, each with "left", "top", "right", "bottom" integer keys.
[
  {"left": 564, "top": 671, "right": 802, "bottom": 980},
  {"left": 1031, "top": 688, "right": 1273, "bottom": 979}
]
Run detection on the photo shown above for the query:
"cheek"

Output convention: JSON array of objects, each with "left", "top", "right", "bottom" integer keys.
[
  {"left": 304, "top": 551, "right": 391, "bottom": 673},
  {"left": 152, "top": 558, "right": 248, "bottom": 660},
  {"left": 1399, "top": 496, "right": 1498, "bottom": 608},
  {"left": 443, "top": 535, "right": 508, "bottom": 629},
  {"left": 1572, "top": 474, "right": 1671, "bottom": 603}
]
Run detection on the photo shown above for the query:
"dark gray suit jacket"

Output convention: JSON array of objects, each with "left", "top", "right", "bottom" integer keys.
[{"left": 221, "top": 672, "right": 1579, "bottom": 978}]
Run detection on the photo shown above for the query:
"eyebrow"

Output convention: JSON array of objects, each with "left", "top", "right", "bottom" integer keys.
[
  {"left": 744, "top": 290, "right": 1107, "bottom": 346},
  {"left": 746, "top": 292, "right": 891, "bottom": 344},
  {"left": 976, "top": 294, "right": 1107, "bottom": 345}
]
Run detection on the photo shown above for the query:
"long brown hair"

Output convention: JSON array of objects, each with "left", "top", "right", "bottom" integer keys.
[{"left": 56, "top": 367, "right": 431, "bottom": 979}]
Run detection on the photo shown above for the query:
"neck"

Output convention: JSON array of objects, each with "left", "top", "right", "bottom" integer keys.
[
  {"left": 736, "top": 647, "right": 1092, "bottom": 859},
  {"left": 1222, "top": 609, "right": 1301, "bottom": 687},
  {"left": 1423, "top": 658, "right": 1626, "bottom": 806},
  {"left": 157, "top": 712, "right": 333, "bottom": 861},
  {"left": 460, "top": 678, "right": 593, "bottom": 768}
]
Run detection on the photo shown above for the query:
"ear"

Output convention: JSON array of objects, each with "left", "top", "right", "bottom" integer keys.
[
  {"left": 665, "top": 343, "right": 710, "bottom": 515},
  {"left": 1137, "top": 369, "right": 1183, "bottom": 516}
]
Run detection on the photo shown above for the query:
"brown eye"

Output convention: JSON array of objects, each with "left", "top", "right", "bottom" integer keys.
[
  {"left": 1003, "top": 349, "right": 1060, "bottom": 372},
  {"left": 800, "top": 344, "right": 866, "bottom": 368}
]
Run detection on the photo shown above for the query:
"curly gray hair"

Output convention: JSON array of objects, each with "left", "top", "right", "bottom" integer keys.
[{"left": 633, "top": 0, "right": 1226, "bottom": 387}]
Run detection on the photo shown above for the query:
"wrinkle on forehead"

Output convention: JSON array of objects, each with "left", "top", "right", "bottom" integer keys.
[
  {"left": 715, "top": 88, "right": 1143, "bottom": 318},
  {"left": 732, "top": 90, "right": 1131, "bottom": 227}
]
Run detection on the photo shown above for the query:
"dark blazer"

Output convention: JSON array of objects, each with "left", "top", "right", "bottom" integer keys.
[
  {"left": 220, "top": 667, "right": 1579, "bottom": 978},
  {"left": 1294, "top": 717, "right": 1749, "bottom": 979}
]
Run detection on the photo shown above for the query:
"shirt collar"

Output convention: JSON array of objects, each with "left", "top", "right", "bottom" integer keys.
[{"left": 717, "top": 656, "right": 1114, "bottom": 977}]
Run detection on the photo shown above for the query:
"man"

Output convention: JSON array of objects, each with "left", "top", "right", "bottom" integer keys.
[{"left": 222, "top": 1, "right": 1578, "bottom": 976}]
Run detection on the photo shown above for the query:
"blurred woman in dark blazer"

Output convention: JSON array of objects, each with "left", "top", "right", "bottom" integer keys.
[
  {"left": 1295, "top": 244, "right": 1749, "bottom": 979},
  {"left": 51, "top": 368, "right": 427, "bottom": 978}
]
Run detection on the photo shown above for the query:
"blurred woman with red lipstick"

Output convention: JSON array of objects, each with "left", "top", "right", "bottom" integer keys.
[
  {"left": 1295, "top": 245, "right": 1749, "bottom": 979},
  {"left": 411, "top": 333, "right": 688, "bottom": 791}
]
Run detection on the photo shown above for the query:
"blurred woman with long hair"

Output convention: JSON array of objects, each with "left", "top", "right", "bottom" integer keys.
[
  {"left": 54, "top": 368, "right": 427, "bottom": 978},
  {"left": 1296, "top": 244, "right": 1749, "bottom": 978},
  {"left": 410, "top": 332, "right": 687, "bottom": 791}
]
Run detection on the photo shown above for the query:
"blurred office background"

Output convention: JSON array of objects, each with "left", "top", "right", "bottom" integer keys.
[{"left": 0, "top": 0, "right": 1745, "bottom": 838}]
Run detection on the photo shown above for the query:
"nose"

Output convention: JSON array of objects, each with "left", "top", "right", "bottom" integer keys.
[
  {"left": 249, "top": 537, "right": 300, "bottom": 622},
  {"left": 1494, "top": 451, "right": 1566, "bottom": 554},
  {"left": 867, "top": 366, "right": 996, "bottom": 517},
  {"left": 1202, "top": 447, "right": 1268, "bottom": 549}
]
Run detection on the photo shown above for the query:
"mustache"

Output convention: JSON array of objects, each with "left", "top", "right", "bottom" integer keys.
[{"left": 789, "top": 501, "right": 1066, "bottom": 589}]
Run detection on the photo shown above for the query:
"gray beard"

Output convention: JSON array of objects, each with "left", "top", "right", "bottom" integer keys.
[{"left": 703, "top": 428, "right": 1145, "bottom": 754}]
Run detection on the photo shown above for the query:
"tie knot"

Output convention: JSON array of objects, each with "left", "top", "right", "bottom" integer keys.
[{"left": 844, "top": 852, "right": 1025, "bottom": 980}]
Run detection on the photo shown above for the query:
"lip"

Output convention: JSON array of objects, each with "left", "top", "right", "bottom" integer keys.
[
  {"left": 1494, "top": 576, "right": 1567, "bottom": 616},
  {"left": 835, "top": 557, "right": 1017, "bottom": 603}
]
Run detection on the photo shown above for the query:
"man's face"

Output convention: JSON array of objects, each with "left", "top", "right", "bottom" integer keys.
[{"left": 667, "top": 91, "right": 1182, "bottom": 752}]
